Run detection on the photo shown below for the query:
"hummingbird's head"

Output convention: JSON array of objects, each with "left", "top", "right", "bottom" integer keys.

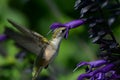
[{"left": 52, "top": 27, "right": 66, "bottom": 39}]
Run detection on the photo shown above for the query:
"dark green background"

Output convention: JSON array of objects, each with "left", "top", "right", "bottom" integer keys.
[{"left": 0, "top": 0, "right": 119, "bottom": 80}]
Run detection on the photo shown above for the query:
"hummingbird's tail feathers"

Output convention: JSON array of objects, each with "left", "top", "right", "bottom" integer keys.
[{"left": 32, "top": 66, "right": 43, "bottom": 80}]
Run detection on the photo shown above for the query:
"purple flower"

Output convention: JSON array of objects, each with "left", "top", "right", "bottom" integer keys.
[
  {"left": 73, "top": 60, "right": 107, "bottom": 73},
  {"left": 15, "top": 51, "right": 27, "bottom": 61},
  {"left": 50, "top": 19, "right": 85, "bottom": 38},
  {"left": 0, "top": 34, "right": 7, "bottom": 41},
  {"left": 75, "top": 60, "right": 120, "bottom": 80}
]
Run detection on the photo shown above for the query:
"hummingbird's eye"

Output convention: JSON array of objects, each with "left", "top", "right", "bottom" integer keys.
[{"left": 62, "top": 29, "right": 65, "bottom": 33}]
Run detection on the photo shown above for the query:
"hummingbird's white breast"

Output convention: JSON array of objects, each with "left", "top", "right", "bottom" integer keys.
[{"left": 44, "top": 38, "right": 62, "bottom": 64}]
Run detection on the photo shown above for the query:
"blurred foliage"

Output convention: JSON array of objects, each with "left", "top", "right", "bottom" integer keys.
[{"left": 0, "top": 0, "right": 111, "bottom": 80}]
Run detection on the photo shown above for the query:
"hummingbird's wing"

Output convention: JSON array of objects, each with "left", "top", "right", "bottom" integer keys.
[{"left": 5, "top": 19, "right": 49, "bottom": 55}]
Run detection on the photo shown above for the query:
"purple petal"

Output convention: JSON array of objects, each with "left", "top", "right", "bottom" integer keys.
[
  {"left": 0, "top": 34, "right": 7, "bottom": 41},
  {"left": 50, "top": 23, "right": 67, "bottom": 30},
  {"left": 78, "top": 63, "right": 115, "bottom": 80},
  {"left": 64, "top": 19, "right": 85, "bottom": 29},
  {"left": 75, "top": 60, "right": 107, "bottom": 72},
  {"left": 73, "top": 62, "right": 89, "bottom": 72},
  {"left": 96, "top": 72, "right": 105, "bottom": 80},
  {"left": 101, "top": 64, "right": 114, "bottom": 72},
  {"left": 50, "top": 20, "right": 85, "bottom": 38},
  {"left": 111, "top": 72, "right": 120, "bottom": 79},
  {"left": 89, "top": 59, "right": 107, "bottom": 67},
  {"left": 77, "top": 62, "right": 89, "bottom": 67},
  {"left": 50, "top": 19, "right": 85, "bottom": 30}
]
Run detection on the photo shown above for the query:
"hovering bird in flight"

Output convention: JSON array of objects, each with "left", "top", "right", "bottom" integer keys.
[{"left": 5, "top": 19, "right": 67, "bottom": 80}]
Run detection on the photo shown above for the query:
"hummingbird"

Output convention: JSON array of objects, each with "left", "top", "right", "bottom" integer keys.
[{"left": 5, "top": 19, "right": 67, "bottom": 80}]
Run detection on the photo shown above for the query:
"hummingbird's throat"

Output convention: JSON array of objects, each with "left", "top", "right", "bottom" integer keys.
[{"left": 50, "top": 37, "right": 62, "bottom": 49}]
